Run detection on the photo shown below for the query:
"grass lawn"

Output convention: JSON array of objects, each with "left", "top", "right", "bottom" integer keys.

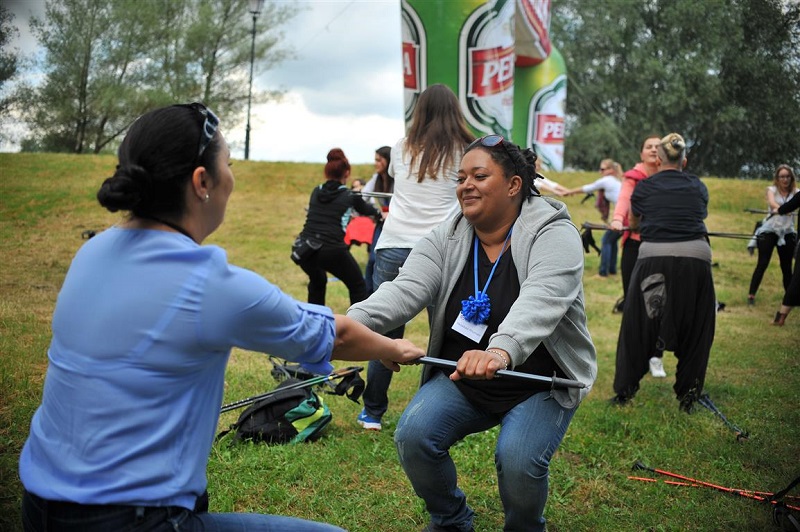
[{"left": 0, "top": 153, "right": 797, "bottom": 531}]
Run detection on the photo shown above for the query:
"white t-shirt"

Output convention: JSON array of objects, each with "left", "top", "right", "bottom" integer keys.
[
  {"left": 581, "top": 175, "right": 622, "bottom": 203},
  {"left": 377, "top": 137, "right": 462, "bottom": 250}
]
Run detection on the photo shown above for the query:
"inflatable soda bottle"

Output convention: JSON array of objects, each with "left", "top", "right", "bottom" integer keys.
[
  {"left": 512, "top": 46, "right": 567, "bottom": 171},
  {"left": 401, "top": 0, "right": 515, "bottom": 137}
]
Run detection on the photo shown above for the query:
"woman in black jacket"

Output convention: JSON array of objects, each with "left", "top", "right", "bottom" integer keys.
[{"left": 296, "top": 148, "right": 382, "bottom": 305}]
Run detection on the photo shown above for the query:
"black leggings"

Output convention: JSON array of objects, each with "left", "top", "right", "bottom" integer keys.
[
  {"left": 620, "top": 238, "right": 641, "bottom": 298},
  {"left": 299, "top": 244, "right": 367, "bottom": 306},
  {"left": 748, "top": 232, "right": 797, "bottom": 296},
  {"left": 783, "top": 243, "right": 800, "bottom": 306}
]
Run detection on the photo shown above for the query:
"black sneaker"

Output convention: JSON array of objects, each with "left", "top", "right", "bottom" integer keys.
[
  {"left": 679, "top": 396, "right": 696, "bottom": 414},
  {"left": 609, "top": 394, "right": 631, "bottom": 406},
  {"left": 421, "top": 524, "right": 474, "bottom": 532}
]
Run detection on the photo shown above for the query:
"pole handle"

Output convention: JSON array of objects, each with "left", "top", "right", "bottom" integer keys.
[{"left": 418, "top": 356, "right": 585, "bottom": 389}]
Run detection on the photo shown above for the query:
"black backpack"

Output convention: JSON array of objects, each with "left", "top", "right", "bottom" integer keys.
[{"left": 218, "top": 378, "right": 332, "bottom": 445}]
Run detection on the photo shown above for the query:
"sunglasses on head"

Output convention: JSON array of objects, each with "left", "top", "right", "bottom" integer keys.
[
  {"left": 178, "top": 102, "right": 220, "bottom": 159},
  {"left": 467, "top": 135, "right": 519, "bottom": 176}
]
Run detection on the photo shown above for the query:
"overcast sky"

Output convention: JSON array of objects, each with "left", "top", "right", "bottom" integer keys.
[{"left": 4, "top": 0, "right": 406, "bottom": 164}]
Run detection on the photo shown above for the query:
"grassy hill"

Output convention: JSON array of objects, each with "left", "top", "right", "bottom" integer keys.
[{"left": 1, "top": 153, "right": 797, "bottom": 531}]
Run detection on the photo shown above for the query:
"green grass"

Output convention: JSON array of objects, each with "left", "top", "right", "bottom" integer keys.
[{"left": 1, "top": 153, "right": 798, "bottom": 531}]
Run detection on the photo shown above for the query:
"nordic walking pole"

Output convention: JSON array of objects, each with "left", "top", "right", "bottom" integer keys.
[
  {"left": 631, "top": 461, "right": 800, "bottom": 511},
  {"left": 220, "top": 366, "right": 363, "bottom": 413},
  {"left": 582, "top": 221, "right": 758, "bottom": 241},
  {"left": 418, "top": 356, "right": 586, "bottom": 389},
  {"left": 744, "top": 208, "right": 770, "bottom": 214},
  {"left": 697, "top": 394, "right": 749, "bottom": 441},
  {"left": 628, "top": 476, "right": 800, "bottom": 501},
  {"left": 356, "top": 191, "right": 394, "bottom": 199}
]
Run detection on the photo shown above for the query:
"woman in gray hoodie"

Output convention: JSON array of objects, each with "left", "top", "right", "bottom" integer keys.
[{"left": 347, "top": 136, "right": 596, "bottom": 532}]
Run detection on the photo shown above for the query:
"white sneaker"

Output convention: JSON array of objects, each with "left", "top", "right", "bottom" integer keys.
[{"left": 649, "top": 357, "right": 667, "bottom": 378}]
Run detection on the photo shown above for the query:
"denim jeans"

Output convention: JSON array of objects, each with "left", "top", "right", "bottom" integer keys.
[
  {"left": 362, "top": 247, "right": 411, "bottom": 419},
  {"left": 394, "top": 372, "right": 576, "bottom": 532},
  {"left": 22, "top": 490, "right": 345, "bottom": 531},
  {"left": 364, "top": 223, "right": 383, "bottom": 295},
  {"left": 599, "top": 229, "right": 620, "bottom": 276}
]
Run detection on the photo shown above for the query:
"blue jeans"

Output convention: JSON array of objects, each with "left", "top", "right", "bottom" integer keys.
[
  {"left": 599, "top": 229, "right": 620, "bottom": 276},
  {"left": 394, "top": 372, "right": 576, "bottom": 532},
  {"left": 22, "top": 490, "right": 345, "bottom": 531},
  {"left": 364, "top": 223, "right": 383, "bottom": 295},
  {"left": 362, "top": 247, "right": 411, "bottom": 419}
]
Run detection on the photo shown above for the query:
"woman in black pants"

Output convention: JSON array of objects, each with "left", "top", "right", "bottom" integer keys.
[
  {"left": 773, "top": 176, "right": 800, "bottom": 325},
  {"left": 297, "top": 148, "right": 383, "bottom": 305},
  {"left": 746, "top": 165, "right": 798, "bottom": 306}
]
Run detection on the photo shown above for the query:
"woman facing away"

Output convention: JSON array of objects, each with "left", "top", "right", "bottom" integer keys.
[
  {"left": 610, "top": 133, "right": 715, "bottom": 414},
  {"left": 610, "top": 134, "right": 665, "bottom": 378},
  {"left": 347, "top": 135, "right": 596, "bottom": 531},
  {"left": 746, "top": 164, "right": 798, "bottom": 306},
  {"left": 295, "top": 148, "right": 384, "bottom": 306},
  {"left": 18, "top": 103, "right": 424, "bottom": 532},
  {"left": 357, "top": 83, "right": 475, "bottom": 432}
]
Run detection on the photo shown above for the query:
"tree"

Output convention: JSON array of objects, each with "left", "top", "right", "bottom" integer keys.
[
  {"left": 25, "top": 0, "right": 296, "bottom": 154},
  {"left": 0, "top": 4, "right": 20, "bottom": 144},
  {"left": 551, "top": 0, "right": 800, "bottom": 176}
]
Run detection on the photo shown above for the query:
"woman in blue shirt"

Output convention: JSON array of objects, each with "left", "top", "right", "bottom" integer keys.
[{"left": 18, "top": 103, "right": 424, "bottom": 532}]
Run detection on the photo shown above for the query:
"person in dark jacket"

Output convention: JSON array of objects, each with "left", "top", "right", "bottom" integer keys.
[
  {"left": 297, "top": 148, "right": 383, "bottom": 306},
  {"left": 611, "top": 133, "right": 715, "bottom": 413}
]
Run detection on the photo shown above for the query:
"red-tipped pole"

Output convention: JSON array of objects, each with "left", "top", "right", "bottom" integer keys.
[{"left": 631, "top": 461, "right": 800, "bottom": 511}]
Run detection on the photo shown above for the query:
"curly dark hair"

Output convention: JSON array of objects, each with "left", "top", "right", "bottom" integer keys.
[{"left": 464, "top": 137, "right": 542, "bottom": 199}]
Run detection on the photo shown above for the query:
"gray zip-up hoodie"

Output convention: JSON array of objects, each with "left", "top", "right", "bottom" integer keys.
[{"left": 347, "top": 195, "right": 597, "bottom": 408}]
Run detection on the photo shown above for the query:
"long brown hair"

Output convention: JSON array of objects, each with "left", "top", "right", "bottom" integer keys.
[
  {"left": 405, "top": 84, "right": 474, "bottom": 182},
  {"left": 773, "top": 164, "right": 797, "bottom": 191}
]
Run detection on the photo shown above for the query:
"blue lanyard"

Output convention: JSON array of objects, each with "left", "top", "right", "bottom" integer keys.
[{"left": 461, "top": 224, "right": 514, "bottom": 325}]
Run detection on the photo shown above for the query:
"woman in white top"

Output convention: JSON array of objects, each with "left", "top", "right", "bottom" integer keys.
[
  {"left": 747, "top": 164, "right": 798, "bottom": 305},
  {"left": 357, "top": 83, "right": 474, "bottom": 431},
  {"left": 563, "top": 159, "right": 623, "bottom": 277}
]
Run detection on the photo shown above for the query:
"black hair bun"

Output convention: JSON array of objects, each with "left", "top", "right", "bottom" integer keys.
[{"left": 96, "top": 164, "right": 152, "bottom": 212}]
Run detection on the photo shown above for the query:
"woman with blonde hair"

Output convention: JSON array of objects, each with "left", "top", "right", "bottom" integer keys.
[
  {"left": 746, "top": 164, "right": 798, "bottom": 306},
  {"left": 611, "top": 133, "right": 715, "bottom": 413},
  {"left": 357, "top": 84, "right": 475, "bottom": 431},
  {"left": 563, "top": 158, "right": 623, "bottom": 276}
]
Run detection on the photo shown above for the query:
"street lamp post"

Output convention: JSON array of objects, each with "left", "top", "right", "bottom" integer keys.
[{"left": 244, "top": 0, "right": 265, "bottom": 160}]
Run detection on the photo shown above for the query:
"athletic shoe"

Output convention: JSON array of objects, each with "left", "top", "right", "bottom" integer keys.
[
  {"left": 357, "top": 409, "right": 382, "bottom": 431},
  {"left": 649, "top": 356, "right": 667, "bottom": 378},
  {"left": 421, "top": 523, "right": 474, "bottom": 532},
  {"left": 679, "top": 395, "right": 696, "bottom": 414},
  {"left": 609, "top": 394, "right": 631, "bottom": 406},
  {"left": 747, "top": 295, "right": 755, "bottom": 306}
]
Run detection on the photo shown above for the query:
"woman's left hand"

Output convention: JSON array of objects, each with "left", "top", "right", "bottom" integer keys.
[{"left": 450, "top": 349, "right": 508, "bottom": 381}]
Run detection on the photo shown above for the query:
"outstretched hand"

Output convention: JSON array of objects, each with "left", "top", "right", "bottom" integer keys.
[
  {"left": 381, "top": 339, "right": 425, "bottom": 372},
  {"left": 449, "top": 349, "right": 508, "bottom": 381}
]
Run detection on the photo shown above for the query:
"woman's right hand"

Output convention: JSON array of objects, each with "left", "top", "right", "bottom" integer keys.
[
  {"left": 610, "top": 220, "right": 624, "bottom": 232},
  {"left": 381, "top": 339, "right": 425, "bottom": 372}
]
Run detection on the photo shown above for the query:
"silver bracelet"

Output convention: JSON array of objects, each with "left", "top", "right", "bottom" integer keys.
[{"left": 486, "top": 349, "right": 508, "bottom": 371}]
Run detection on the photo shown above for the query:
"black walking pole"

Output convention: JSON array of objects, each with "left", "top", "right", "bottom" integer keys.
[
  {"left": 697, "top": 394, "right": 749, "bottom": 441},
  {"left": 417, "top": 356, "right": 586, "bottom": 389},
  {"left": 220, "top": 366, "right": 364, "bottom": 414},
  {"left": 581, "top": 222, "right": 760, "bottom": 241}
]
